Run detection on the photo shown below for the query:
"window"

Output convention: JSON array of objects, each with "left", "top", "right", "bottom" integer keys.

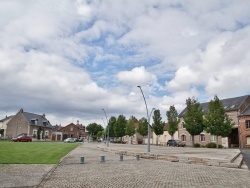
[
  {"left": 181, "top": 135, "right": 186, "bottom": 141},
  {"left": 70, "top": 127, "right": 74, "bottom": 131},
  {"left": 182, "top": 122, "right": 186, "bottom": 129},
  {"left": 45, "top": 131, "right": 48, "bottom": 136},
  {"left": 210, "top": 135, "right": 216, "bottom": 142},
  {"left": 33, "top": 130, "right": 37, "bottom": 135},
  {"left": 200, "top": 134, "right": 205, "bottom": 142},
  {"left": 246, "top": 121, "right": 250, "bottom": 129},
  {"left": 247, "top": 136, "right": 250, "bottom": 145}
]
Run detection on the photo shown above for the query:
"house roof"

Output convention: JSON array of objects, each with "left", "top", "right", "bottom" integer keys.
[
  {"left": 178, "top": 95, "right": 250, "bottom": 117},
  {"left": 240, "top": 105, "right": 250, "bottom": 116},
  {"left": 0, "top": 115, "right": 14, "bottom": 122},
  {"left": 22, "top": 112, "right": 52, "bottom": 128}
]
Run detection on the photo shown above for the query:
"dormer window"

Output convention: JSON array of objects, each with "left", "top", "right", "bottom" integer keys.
[
  {"left": 43, "top": 121, "right": 48, "bottom": 126},
  {"left": 31, "top": 119, "right": 38, "bottom": 125},
  {"left": 230, "top": 105, "right": 235, "bottom": 108}
]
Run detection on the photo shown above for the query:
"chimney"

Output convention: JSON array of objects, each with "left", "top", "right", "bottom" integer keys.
[
  {"left": 20, "top": 108, "right": 24, "bottom": 113},
  {"left": 43, "top": 114, "right": 45, "bottom": 118},
  {"left": 77, "top": 120, "right": 79, "bottom": 125}
]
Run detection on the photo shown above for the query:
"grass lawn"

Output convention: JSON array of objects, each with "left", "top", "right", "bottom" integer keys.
[{"left": 0, "top": 142, "right": 80, "bottom": 164}]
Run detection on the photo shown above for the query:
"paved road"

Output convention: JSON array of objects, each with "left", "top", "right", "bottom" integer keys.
[
  {"left": 0, "top": 143, "right": 249, "bottom": 188},
  {"left": 241, "top": 149, "right": 250, "bottom": 170}
]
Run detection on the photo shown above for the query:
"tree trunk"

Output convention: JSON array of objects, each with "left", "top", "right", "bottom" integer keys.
[
  {"left": 216, "top": 135, "right": 219, "bottom": 148},
  {"left": 156, "top": 136, "right": 158, "bottom": 146},
  {"left": 192, "top": 135, "right": 194, "bottom": 147},
  {"left": 171, "top": 135, "right": 174, "bottom": 140}
]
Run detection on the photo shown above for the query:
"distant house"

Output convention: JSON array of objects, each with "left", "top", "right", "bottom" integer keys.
[
  {"left": 0, "top": 115, "right": 14, "bottom": 137},
  {"left": 6, "top": 108, "right": 53, "bottom": 139},
  {"left": 58, "top": 121, "right": 88, "bottom": 141},
  {"left": 178, "top": 95, "right": 250, "bottom": 148},
  {"left": 152, "top": 123, "right": 178, "bottom": 145}
]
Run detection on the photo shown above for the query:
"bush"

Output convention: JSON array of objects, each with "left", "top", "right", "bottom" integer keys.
[
  {"left": 206, "top": 142, "right": 217, "bottom": 148},
  {"left": 218, "top": 145, "right": 223, "bottom": 148},
  {"left": 194, "top": 143, "right": 200, "bottom": 147}
]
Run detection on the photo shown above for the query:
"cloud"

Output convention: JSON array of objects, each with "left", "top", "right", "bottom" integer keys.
[{"left": 117, "top": 66, "right": 157, "bottom": 87}]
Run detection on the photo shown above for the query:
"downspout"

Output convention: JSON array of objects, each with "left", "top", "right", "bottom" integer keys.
[{"left": 237, "top": 110, "right": 242, "bottom": 149}]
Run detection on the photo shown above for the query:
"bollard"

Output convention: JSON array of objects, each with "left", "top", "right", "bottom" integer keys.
[
  {"left": 80, "top": 156, "right": 85, "bottom": 164},
  {"left": 136, "top": 154, "right": 140, "bottom": 161},
  {"left": 120, "top": 154, "right": 123, "bottom": 161},
  {"left": 101, "top": 155, "right": 105, "bottom": 163}
]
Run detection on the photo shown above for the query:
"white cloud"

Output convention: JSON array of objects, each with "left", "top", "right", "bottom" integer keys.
[{"left": 117, "top": 66, "right": 157, "bottom": 87}]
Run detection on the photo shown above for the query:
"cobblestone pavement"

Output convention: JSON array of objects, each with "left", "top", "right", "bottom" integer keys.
[
  {"left": 1, "top": 143, "right": 250, "bottom": 188},
  {"left": 38, "top": 143, "right": 250, "bottom": 188}
]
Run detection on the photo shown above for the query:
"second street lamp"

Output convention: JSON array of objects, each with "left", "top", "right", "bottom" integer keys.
[
  {"left": 102, "top": 108, "right": 109, "bottom": 147},
  {"left": 137, "top": 86, "right": 150, "bottom": 153}
]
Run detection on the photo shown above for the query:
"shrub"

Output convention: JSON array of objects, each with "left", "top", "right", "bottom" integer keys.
[
  {"left": 194, "top": 143, "right": 200, "bottom": 147},
  {"left": 206, "top": 142, "right": 217, "bottom": 148},
  {"left": 218, "top": 145, "right": 223, "bottom": 148}
]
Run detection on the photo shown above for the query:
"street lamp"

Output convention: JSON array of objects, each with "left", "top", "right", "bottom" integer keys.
[
  {"left": 137, "top": 86, "right": 151, "bottom": 153},
  {"left": 102, "top": 108, "right": 109, "bottom": 147},
  {"left": 101, "top": 118, "right": 107, "bottom": 144},
  {"left": 149, "top": 108, "right": 155, "bottom": 125}
]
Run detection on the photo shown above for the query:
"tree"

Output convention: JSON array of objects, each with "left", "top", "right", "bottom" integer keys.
[
  {"left": 137, "top": 117, "right": 148, "bottom": 144},
  {"left": 166, "top": 105, "right": 180, "bottom": 139},
  {"left": 183, "top": 97, "right": 204, "bottom": 147},
  {"left": 86, "top": 123, "right": 104, "bottom": 137},
  {"left": 125, "top": 116, "right": 136, "bottom": 144},
  {"left": 204, "top": 95, "right": 234, "bottom": 148},
  {"left": 152, "top": 109, "right": 165, "bottom": 146},
  {"left": 114, "top": 115, "right": 127, "bottom": 142},
  {"left": 107, "top": 116, "right": 116, "bottom": 140}
]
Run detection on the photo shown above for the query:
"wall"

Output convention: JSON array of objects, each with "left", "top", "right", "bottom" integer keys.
[{"left": 6, "top": 111, "right": 29, "bottom": 138}]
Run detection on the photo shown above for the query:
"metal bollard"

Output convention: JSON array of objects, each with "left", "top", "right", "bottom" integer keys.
[
  {"left": 80, "top": 156, "right": 85, "bottom": 164},
  {"left": 101, "top": 155, "right": 105, "bottom": 163},
  {"left": 120, "top": 154, "right": 123, "bottom": 161},
  {"left": 136, "top": 154, "right": 140, "bottom": 161}
]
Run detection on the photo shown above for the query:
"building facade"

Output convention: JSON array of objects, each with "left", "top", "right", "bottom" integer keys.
[
  {"left": 6, "top": 108, "right": 53, "bottom": 139},
  {"left": 0, "top": 116, "right": 13, "bottom": 137},
  {"left": 178, "top": 95, "right": 250, "bottom": 148}
]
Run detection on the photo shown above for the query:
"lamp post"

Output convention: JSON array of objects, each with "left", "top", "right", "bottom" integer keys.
[
  {"left": 149, "top": 108, "right": 155, "bottom": 125},
  {"left": 137, "top": 86, "right": 150, "bottom": 153},
  {"left": 102, "top": 108, "right": 109, "bottom": 147},
  {"left": 102, "top": 118, "right": 107, "bottom": 144}
]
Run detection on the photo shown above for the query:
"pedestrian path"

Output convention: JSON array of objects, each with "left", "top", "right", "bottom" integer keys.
[{"left": 0, "top": 143, "right": 249, "bottom": 188}]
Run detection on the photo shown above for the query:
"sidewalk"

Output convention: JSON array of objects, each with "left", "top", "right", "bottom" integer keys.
[{"left": 0, "top": 143, "right": 249, "bottom": 188}]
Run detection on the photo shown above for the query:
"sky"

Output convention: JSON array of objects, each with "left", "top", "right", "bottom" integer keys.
[{"left": 1, "top": 0, "right": 250, "bottom": 127}]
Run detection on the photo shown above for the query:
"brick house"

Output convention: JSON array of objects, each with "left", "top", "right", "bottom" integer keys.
[
  {"left": 0, "top": 115, "right": 13, "bottom": 137},
  {"left": 238, "top": 103, "right": 250, "bottom": 148},
  {"left": 178, "top": 95, "right": 250, "bottom": 148},
  {"left": 6, "top": 108, "right": 53, "bottom": 139},
  {"left": 59, "top": 121, "right": 88, "bottom": 141}
]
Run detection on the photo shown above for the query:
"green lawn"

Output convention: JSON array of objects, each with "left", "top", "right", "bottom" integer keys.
[{"left": 0, "top": 142, "right": 80, "bottom": 164}]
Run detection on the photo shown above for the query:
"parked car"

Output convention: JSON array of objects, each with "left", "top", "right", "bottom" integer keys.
[
  {"left": 166, "top": 139, "right": 186, "bottom": 147},
  {"left": 12, "top": 135, "right": 32, "bottom": 142},
  {"left": 64, "top": 138, "right": 76, "bottom": 143},
  {"left": 78, "top": 137, "right": 84, "bottom": 142}
]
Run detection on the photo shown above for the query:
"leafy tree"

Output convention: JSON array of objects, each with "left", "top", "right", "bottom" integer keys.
[
  {"left": 86, "top": 123, "right": 104, "bottom": 136},
  {"left": 114, "top": 115, "right": 127, "bottom": 142},
  {"left": 166, "top": 105, "right": 180, "bottom": 139},
  {"left": 37, "top": 127, "right": 42, "bottom": 140},
  {"left": 204, "top": 95, "right": 234, "bottom": 148},
  {"left": 152, "top": 109, "right": 165, "bottom": 146},
  {"left": 183, "top": 97, "right": 204, "bottom": 147},
  {"left": 97, "top": 130, "right": 105, "bottom": 140},
  {"left": 125, "top": 116, "right": 136, "bottom": 144},
  {"left": 137, "top": 117, "right": 148, "bottom": 144},
  {"left": 108, "top": 116, "right": 117, "bottom": 140}
]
